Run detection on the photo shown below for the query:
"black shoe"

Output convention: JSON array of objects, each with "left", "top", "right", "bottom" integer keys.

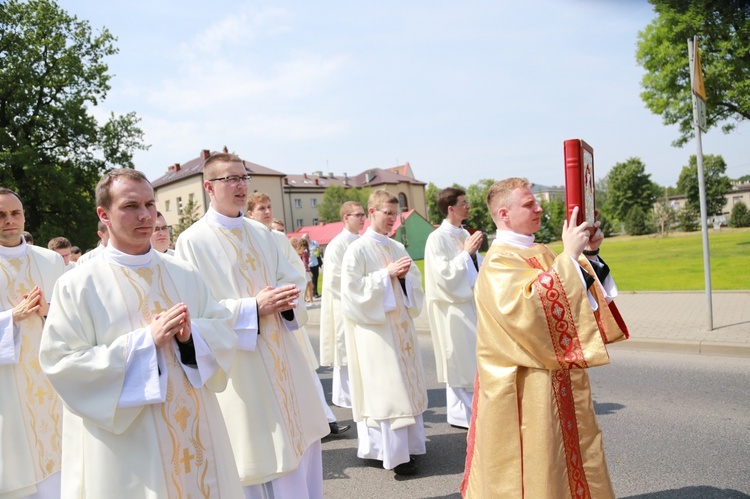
[
  {"left": 328, "top": 422, "right": 351, "bottom": 435},
  {"left": 314, "top": 293, "right": 321, "bottom": 299},
  {"left": 393, "top": 458, "right": 418, "bottom": 476}
]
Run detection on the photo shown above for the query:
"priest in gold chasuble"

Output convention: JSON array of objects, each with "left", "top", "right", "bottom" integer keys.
[
  {"left": 461, "top": 178, "right": 629, "bottom": 499},
  {"left": 40, "top": 170, "right": 242, "bottom": 498},
  {"left": 0, "top": 187, "right": 65, "bottom": 498},
  {"left": 175, "top": 154, "right": 329, "bottom": 498}
]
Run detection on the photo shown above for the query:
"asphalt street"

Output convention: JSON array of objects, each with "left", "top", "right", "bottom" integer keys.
[{"left": 306, "top": 324, "right": 750, "bottom": 499}]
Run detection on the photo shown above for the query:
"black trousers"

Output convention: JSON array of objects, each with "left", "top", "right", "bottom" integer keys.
[{"left": 310, "top": 264, "right": 320, "bottom": 295}]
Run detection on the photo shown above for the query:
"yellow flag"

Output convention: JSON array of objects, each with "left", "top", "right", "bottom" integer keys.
[{"left": 693, "top": 39, "right": 707, "bottom": 102}]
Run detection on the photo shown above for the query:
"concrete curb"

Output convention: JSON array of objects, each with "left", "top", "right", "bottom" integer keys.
[{"left": 609, "top": 338, "right": 750, "bottom": 358}]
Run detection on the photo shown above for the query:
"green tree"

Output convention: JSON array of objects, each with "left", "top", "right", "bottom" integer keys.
[
  {"left": 425, "top": 182, "right": 441, "bottom": 225},
  {"left": 676, "top": 154, "right": 732, "bottom": 216},
  {"left": 604, "top": 158, "right": 660, "bottom": 222},
  {"left": 317, "top": 185, "right": 371, "bottom": 223},
  {"left": 676, "top": 205, "right": 700, "bottom": 232},
  {"left": 536, "top": 198, "right": 565, "bottom": 243},
  {"left": 636, "top": 1, "right": 750, "bottom": 147},
  {"left": 624, "top": 206, "right": 652, "bottom": 236},
  {"left": 0, "top": 0, "right": 148, "bottom": 249},
  {"left": 729, "top": 201, "right": 750, "bottom": 228},
  {"left": 171, "top": 198, "right": 200, "bottom": 240},
  {"left": 652, "top": 201, "right": 677, "bottom": 237},
  {"left": 465, "top": 179, "right": 495, "bottom": 242}
]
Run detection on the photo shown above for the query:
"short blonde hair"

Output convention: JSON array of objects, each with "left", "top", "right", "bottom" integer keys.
[
  {"left": 340, "top": 201, "right": 363, "bottom": 220},
  {"left": 367, "top": 189, "right": 398, "bottom": 211},
  {"left": 247, "top": 192, "right": 271, "bottom": 212},
  {"left": 202, "top": 152, "right": 243, "bottom": 180},
  {"left": 486, "top": 177, "right": 531, "bottom": 219}
]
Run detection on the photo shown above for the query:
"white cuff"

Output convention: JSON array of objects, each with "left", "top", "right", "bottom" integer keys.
[
  {"left": 118, "top": 327, "right": 167, "bottom": 408},
  {"left": 172, "top": 322, "right": 218, "bottom": 388},
  {"left": 280, "top": 305, "right": 300, "bottom": 332},
  {"left": 0, "top": 309, "right": 20, "bottom": 365},
  {"left": 460, "top": 251, "right": 479, "bottom": 288},
  {"left": 236, "top": 297, "right": 259, "bottom": 351},
  {"left": 380, "top": 269, "right": 396, "bottom": 312}
]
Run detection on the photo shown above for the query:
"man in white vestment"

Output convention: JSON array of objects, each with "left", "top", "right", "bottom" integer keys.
[
  {"left": 341, "top": 190, "right": 428, "bottom": 476},
  {"left": 319, "top": 201, "right": 365, "bottom": 409},
  {"left": 246, "top": 192, "right": 350, "bottom": 436},
  {"left": 175, "top": 153, "right": 329, "bottom": 498},
  {"left": 39, "top": 170, "right": 243, "bottom": 498},
  {"left": 151, "top": 211, "right": 174, "bottom": 256},
  {"left": 424, "top": 187, "right": 483, "bottom": 429},
  {"left": 0, "top": 187, "right": 65, "bottom": 498},
  {"left": 76, "top": 221, "right": 108, "bottom": 265},
  {"left": 47, "top": 237, "right": 76, "bottom": 271}
]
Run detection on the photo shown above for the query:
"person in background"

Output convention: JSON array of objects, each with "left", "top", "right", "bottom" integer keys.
[
  {"left": 424, "top": 187, "right": 483, "bottom": 429},
  {"left": 151, "top": 211, "right": 173, "bottom": 255},
  {"left": 47, "top": 236, "right": 76, "bottom": 271},
  {"left": 319, "top": 201, "right": 366, "bottom": 410}
]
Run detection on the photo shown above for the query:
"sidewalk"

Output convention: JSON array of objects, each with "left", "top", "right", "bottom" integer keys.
[{"left": 305, "top": 291, "right": 750, "bottom": 358}]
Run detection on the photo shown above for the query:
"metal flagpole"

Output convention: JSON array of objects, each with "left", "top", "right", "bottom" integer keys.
[{"left": 687, "top": 36, "right": 713, "bottom": 331}]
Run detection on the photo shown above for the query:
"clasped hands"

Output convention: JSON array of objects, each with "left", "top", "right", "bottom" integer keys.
[
  {"left": 387, "top": 256, "right": 412, "bottom": 279},
  {"left": 12, "top": 286, "right": 48, "bottom": 323},
  {"left": 563, "top": 206, "right": 604, "bottom": 259},
  {"left": 151, "top": 303, "right": 191, "bottom": 349}
]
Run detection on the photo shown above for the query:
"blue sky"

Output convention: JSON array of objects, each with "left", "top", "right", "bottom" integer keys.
[{"left": 59, "top": 0, "right": 750, "bottom": 189}]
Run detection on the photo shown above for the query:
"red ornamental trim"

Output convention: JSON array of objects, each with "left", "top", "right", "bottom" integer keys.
[
  {"left": 552, "top": 370, "right": 591, "bottom": 499},
  {"left": 535, "top": 270, "right": 588, "bottom": 370}
]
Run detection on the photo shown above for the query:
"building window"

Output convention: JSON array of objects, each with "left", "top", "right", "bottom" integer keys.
[
  {"left": 398, "top": 192, "right": 408, "bottom": 211},
  {"left": 177, "top": 197, "right": 183, "bottom": 215},
  {"left": 295, "top": 199, "right": 301, "bottom": 208},
  {"left": 313, "top": 218, "right": 319, "bottom": 226},
  {"left": 296, "top": 219, "right": 304, "bottom": 229},
  {"left": 165, "top": 200, "right": 170, "bottom": 212},
  {"left": 311, "top": 198, "right": 317, "bottom": 208},
  {"left": 734, "top": 196, "right": 743, "bottom": 205}
]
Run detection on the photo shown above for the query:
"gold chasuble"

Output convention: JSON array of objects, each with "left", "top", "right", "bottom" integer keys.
[
  {"left": 0, "top": 245, "right": 64, "bottom": 498},
  {"left": 461, "top": 242, "right": 628, "bottom": 499},
  {"left": 40, "top": 252, "right": 242, "bottom": 498},
  {"left": 341, "top": 233, "right": 427, "bottom": 429},
  {"left": 176, "top": 216, "right": 329, "bottom": 486}
]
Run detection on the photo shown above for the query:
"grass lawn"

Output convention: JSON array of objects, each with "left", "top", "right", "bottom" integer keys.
[
  {"left": 547, "top": 228, "right": 750, "bottom": 291},
  {"left": 324, "top": 229, "right": 749, "bottom": 293}
]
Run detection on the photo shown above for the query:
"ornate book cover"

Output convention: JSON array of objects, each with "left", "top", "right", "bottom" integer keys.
[{"left": 563, "top": 139, "right": 595, "bottom": 232}]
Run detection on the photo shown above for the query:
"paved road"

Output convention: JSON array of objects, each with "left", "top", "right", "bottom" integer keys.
[{"left": 307, "top": 324, "right": 750, "bottom": 498}]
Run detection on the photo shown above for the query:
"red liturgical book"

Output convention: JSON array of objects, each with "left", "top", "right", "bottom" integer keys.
[{"left": 563, "top": 139, "right": 596, "bottom": 232}]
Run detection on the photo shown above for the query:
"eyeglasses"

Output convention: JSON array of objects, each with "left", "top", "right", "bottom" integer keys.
[
  {"left": 154, "top": 225, "right": 169, "bottom": 232},
  {"left": 207, "top": 175, "right": 252, "bottom": 185},
  {"left": 377, "top": 209, "right": 399, "bottom": 218},
  {"left": 455, "top": 201, "right": 470, "bottom": 207},
  {"left": 348, "top": 212, "right": 366, "bottom": 219}
]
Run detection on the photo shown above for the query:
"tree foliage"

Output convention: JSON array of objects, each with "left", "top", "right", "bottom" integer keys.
[
  {"left": 0, "top": 0, "right": 148, "bottom": 249},
  {"left": 172, "top": 198, "right": 200, "bottom": 240},
  {"left": 729, "top": 201, "right": 750, "bottom": 228},
  {"left": 676, "top": 154, "right": 732, "bottom": 216},
  {"left": 652, "top": 200, "right": 677, "bottom": 237},
  {"left": 464, "top": 179, "right": 495, "bottom": 240},
  {"left": 604, "top": 157, "right": 660, "bottom": 223},
  {"left": 536, "top": 198, "right": 565, "bottom": 243},
  {"left": 317, "top": 185, "right": 371, "bottom": 223},
  {"left": 636, "top": 1, "right": 750, "bottom": 146},
  {"left": 625, "top": 206, "right": 652, "bottom": 236},
  {"left": 425, "top": 182, "right": 441, "bottom": 225},
  {"left": 676, "top": 205, "right": 700, "bottom": 232}
]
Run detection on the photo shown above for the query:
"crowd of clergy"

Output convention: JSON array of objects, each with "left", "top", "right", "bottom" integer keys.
[{"left": 1, "top": 152, "right": 628, "bottom": 498}]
